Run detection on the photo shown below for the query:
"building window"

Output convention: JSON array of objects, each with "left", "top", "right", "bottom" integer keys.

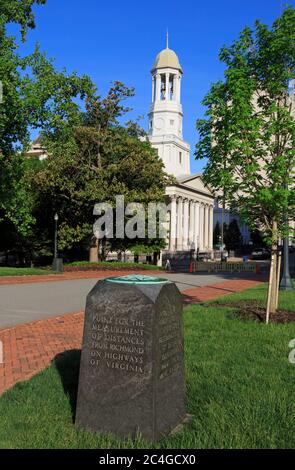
[
  {"left": 170, "top": 120, "right": 174, "bottom": 126},
  {"left": 150, "top": 120, "right": 153, "bottom": 130},
  {"left": 179, "top": 152, "right": 182, "bottom": 164}
]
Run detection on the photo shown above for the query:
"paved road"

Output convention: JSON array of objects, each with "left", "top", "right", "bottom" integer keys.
[{"left": 0, "top": 272, "right": 260, "bottom": 329}]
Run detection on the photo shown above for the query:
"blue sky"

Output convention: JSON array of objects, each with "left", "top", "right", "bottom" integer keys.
[{"left": 12, "top": 0, "right": 294, "bottom": 172}]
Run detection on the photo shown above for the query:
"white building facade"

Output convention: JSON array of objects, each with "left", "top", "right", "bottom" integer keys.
[{"left": 147, "top": 42, "right": 214, "bottom": 253}]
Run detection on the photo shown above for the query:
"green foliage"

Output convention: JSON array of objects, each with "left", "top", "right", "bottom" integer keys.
[
  {"left": 0, "top": 0, "right": 174, "bottom": 262},
  {"left": 32, "top": 82, "right": 173, "bottom": 255},
  {"left": 250, "top": 228, "right": 267, "bottom": 248},
  {"left": 224, "top": 219, "right": 243, "bottom": 251},
  {"left": 0, "top": 0, "right": 46, "bottom": 40},
  {"left": 196, "top": 7, "right": 295, "bottom": 245},
  {"left": 213, "top": 221, "right": 221, "bottom": 245},
  {"left": 0, "top": 0, "right": 96, "bottom": 247}
]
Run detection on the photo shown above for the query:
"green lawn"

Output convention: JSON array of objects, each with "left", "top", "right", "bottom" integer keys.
[
  {"left": 0, "top": 267, "right": 54, "bottom": 276},
  {"left": 211, "top": 280, "right": 295, "bottom": 312},
  {"left": 0, "top": 283, "right": 294, "bottom": 448}
]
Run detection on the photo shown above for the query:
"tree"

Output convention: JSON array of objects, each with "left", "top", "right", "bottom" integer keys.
[
  {"left": 224, "top": 219, "right": 243, "bottom": 251},
  {"left": 250, "top": 229, "right": 266, "bottom": 248},
  {"left": 213, "top": 221, "right": 221, "bottom": 246},
  {"left": 0, "top": 1, "right": 96, "bottom": 253},
  {"left": 1, "top": 0, "right": 46, "bottom": 40},
  {"left": 196, "top": 7, "right": 295, "bottom": 321},
  {"left": 33, "top": 83, "right": 173, "bottom": 261}
]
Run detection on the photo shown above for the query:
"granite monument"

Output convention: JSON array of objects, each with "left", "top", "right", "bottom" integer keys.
[{"left": 75, "top": 274, "right": 187, "bottom": 441}]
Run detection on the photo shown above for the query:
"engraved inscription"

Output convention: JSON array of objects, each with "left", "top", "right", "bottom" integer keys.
[
  {"left": 158, "top": 306, "right": 182, "bottom": 380},
  {"left": 89, "top": 314, "right": 145, "bottom": 373}
]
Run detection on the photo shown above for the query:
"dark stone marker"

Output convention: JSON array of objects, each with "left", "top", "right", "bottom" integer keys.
[{"left": 75, "top": 274, "right": 187, "bottom": 441}]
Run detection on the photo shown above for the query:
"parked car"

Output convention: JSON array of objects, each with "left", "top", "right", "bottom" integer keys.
[{"left": 251, "top": 247, "right": 271, "bottom": 260}]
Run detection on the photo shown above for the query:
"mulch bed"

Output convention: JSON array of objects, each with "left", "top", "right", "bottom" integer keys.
[{"left": 216, "top": 300, "right": 295, "bottom": 323}]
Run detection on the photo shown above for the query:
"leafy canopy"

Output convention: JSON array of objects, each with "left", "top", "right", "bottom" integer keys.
[{"left": 196, "top": 7, "right": 295, "bottom": 244}]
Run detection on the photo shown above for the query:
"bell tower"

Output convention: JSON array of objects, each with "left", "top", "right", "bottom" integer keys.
[{"left": 148, "top": 36, "right": 190, "bottom": 177}]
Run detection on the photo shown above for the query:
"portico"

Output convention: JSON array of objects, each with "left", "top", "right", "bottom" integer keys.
[{"left": 166, "top": 178, "right": 214, "bottom": 252}]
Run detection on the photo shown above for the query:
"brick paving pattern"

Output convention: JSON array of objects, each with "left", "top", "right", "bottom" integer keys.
[
  {"left": 182, "top": 278, "right": 265, "bottom": 304},
  {"left": 0, "top": 276, "right": 264, "bottom": 395}
]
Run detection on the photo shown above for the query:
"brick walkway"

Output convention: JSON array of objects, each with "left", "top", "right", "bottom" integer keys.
[
  {"left": 0, "top": 277, "right": 264, "bottom": 395},
  {"left": 182, "top": 278, "right": 265, "bottom": 304}
]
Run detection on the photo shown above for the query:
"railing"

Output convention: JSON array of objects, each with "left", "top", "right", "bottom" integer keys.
[{"left": 193, "top": 261, "right": 257, "bottom": 273}]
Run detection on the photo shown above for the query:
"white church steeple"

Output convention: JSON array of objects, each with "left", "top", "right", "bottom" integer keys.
[{"left": 148, "top": 38, "right": 190, "bottom": 177}]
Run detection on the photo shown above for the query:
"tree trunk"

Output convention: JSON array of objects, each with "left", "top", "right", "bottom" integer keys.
[
  {"left": 269, "top": 247, "right": 278, "bottom": 314},
  {"left": 89, "top": 235, "right": 99, "bottom": 262},
  {"left": 100, "top": 238, "right": 107, "bottom": 262},
  {"left": 266, "top": 222, "right": 278, "bottom": 323},
  {"left": 153, "top": 252, "right": 159, "bottom": 265},
  {"left": 266, "top": 251, "right": 274, "bottom": 324},
  {"left": 275, "top": 246, "right": 282, "bottom": 310}
]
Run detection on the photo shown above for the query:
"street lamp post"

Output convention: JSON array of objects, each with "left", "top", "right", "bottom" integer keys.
[
  {"left": 280, "top": 210, "right": 293, "bottom": 291},
  {"left": 54, "top": 213, "right": 58, "bottom": 259},
  {"left": 52, "top": 213, "right": 63, "bottom": 273}
]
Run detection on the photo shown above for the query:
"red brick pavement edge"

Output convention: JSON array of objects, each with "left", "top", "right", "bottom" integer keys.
[
  {"left": 0, "top": 270, "right": 164, "bottom": 286},
  {"left": 0, "top": 277, "right": 265, "bottom": 395}
]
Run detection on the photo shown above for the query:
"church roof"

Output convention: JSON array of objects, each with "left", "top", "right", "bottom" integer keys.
[
  {"left": 152, "top": 48, "right": 182, "bottom": 72},
  {"left": 177, "top": 173, "right": 203, "bottom": 183}
]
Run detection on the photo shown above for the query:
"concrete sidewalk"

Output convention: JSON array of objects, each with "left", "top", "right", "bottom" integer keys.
[{"left": 0, "top": 276, "right": 265, "bottom": 395}]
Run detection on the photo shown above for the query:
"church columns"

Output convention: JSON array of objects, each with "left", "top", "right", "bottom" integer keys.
[
  {"left": 169, "top": 196, "right": 177, "bottom": 251},
  {"left": 209, "top": 205, "right": 213, "bottom": 250},
  {"left": 183, "top": 199, "right": 189, "bottom": 250},
  {"left": 189, "top": 200, "right": 195, "bottom": 248},
  {"left": 167, "top": 197, "right": 214, "bottom": 253},
  {"left": 194, "top": 202, "right": 200, "bottom": 250},
  {"left": 155, "top": 74, "right": 161, "bottom": 101},
  {"left": 204, "top": 205, "right": 209, "bottom": 249},
  {"left": 176, "top": 197, "right": 183, "bottom": 250},
  {"left": 173, "top": 74, "right": 178, "bottom": 101},
  {"left": 177, "top": 75, "right": 181, "bottom": 103},
  {"left": 152, "top": 77, "right": 155, "bottom": 102},
  {"left": 165, "top": 73, "right": 169, "bottom": 100},
  {"left": 199, "top": 204, "right": 204, "bottom": 250}
]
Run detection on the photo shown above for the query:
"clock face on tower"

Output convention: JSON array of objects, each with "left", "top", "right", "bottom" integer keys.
[{"left": 155, "top": 117, "right": 164, "bottom": 130}]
